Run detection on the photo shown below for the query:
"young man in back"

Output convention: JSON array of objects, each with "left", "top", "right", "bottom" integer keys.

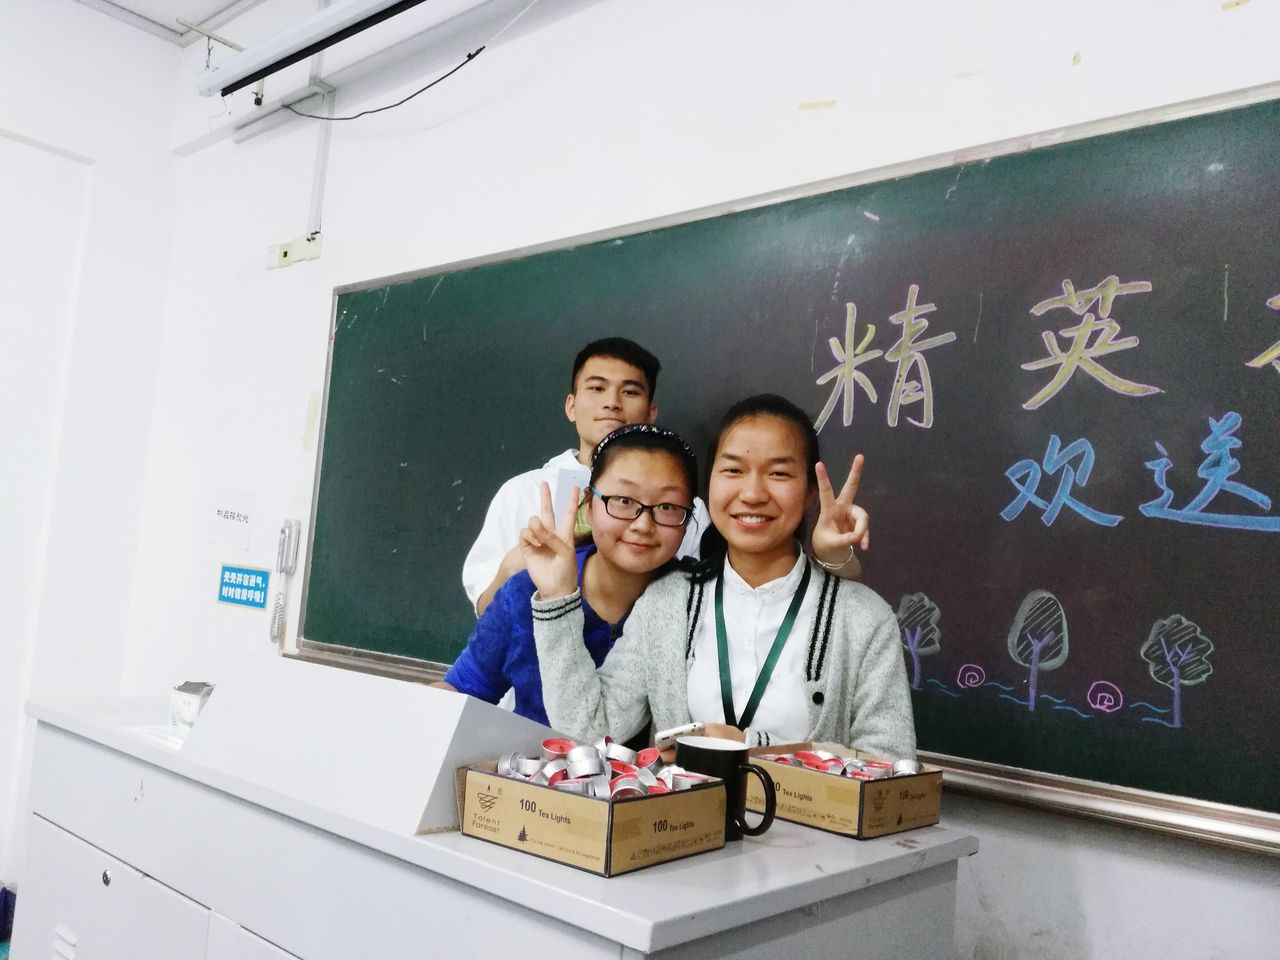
[{"left": 463, "top": 338, "right": 706, "bottom": 615}]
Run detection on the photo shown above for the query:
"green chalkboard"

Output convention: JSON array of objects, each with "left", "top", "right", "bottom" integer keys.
[{"left": 302, "top": 99, "right": 1280, "bottom": 818}]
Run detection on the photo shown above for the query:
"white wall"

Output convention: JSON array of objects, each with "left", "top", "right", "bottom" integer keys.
[
  {"left": 0, "top": 0, "right": 178, "bottom": 879},
  {"left": 6, "top": 0, "right": 1279, "bottom": 951}
]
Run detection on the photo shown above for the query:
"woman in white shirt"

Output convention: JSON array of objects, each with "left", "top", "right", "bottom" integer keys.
[{"left": 528, "top": 394, "right": 914, "bottom": 759}]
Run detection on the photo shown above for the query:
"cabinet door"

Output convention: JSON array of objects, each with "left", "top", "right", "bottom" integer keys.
[
  {"left": 133, "top": 876, "right": 212, "bottom": 958},
  {"left": 207, "top": 913, "right": 302, "bottom": 960},
  {"left": 11, "top": 817, "right": 210, "bottom": 960},
  {"left": 11, "top": 816, "right": 144, "bottom": 959}
]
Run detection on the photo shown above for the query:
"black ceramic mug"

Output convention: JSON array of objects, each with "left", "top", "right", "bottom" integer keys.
[{"left": 675, "top": 736, "right": 777, "bottom": 841}]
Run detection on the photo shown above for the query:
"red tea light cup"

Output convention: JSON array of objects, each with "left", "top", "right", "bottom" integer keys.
[
  {"left": 646, "top": 781, "right": 670, "bottom": 794},
  {"left": 543, "top": 759, "right": 569, "bottom": 785},
  {"left": 863, "top": 760, "right": 893, "bottom": 779},
  {"left": 793, "top": 751, "right": 826, "bottom": 770},
  {"left": 819, "top": 758, "right": 846, "bottom": 775},
  {"left": 604, "top": 742, "right": 638, "bottom": 765},
  {"left": 541, "top": 738, "right": 576, "bottom": 762},
  {"left": 609, "top": 760, "right": 639, "bottom": 777},
  {"left": 610, "top": 775, "right": 648, "bottom": 799},
  {"left": 513, "top": 756, "right": 544, "bottom": 778},
  {"left": 636, "top": 747, "right": 662, "bottom": 771},
  {"left": 848, "top": 771, "right": 875, "bottom": 782}
]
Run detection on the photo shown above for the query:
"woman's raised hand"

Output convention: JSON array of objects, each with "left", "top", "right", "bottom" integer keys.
[
  {"left": 520, "top": 481, "right": 580, "bottom": 600},
  {"left": 812, "top": 454, "right": 871, "bottom": 566}
]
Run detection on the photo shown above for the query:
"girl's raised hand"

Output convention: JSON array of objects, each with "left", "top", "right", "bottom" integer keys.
[
  {"left": 812, "top": 454, "right": 871, "bottom": 565},
  {"left": 520, "top": 481, "right": 580, "bottom": 600}
]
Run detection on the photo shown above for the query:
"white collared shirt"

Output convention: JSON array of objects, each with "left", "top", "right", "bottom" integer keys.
[
  {"left": 686, "top": 551, "right": 817, "bottom": 742},
  {"left": 462, "top": 449, "right": 707, "bottom": 609}
]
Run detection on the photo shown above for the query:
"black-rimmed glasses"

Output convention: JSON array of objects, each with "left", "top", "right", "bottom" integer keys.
[{"left": 588, "top": 486, "right": 693, "bottom": 527}]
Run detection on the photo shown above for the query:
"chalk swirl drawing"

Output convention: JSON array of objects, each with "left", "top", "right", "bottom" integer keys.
[
  {"left": 1006, "top": 590, "right": 1069, "bottom": 710},
  {"left": 1086, "top": 681, "right": 1124, "bottom": 713},
  {"left": 956, "top": 664, "right": 986, "bottom": 689},
  {"left": 1139, "top": 615, "right": 1213, "bottom": 729},
  {"left": 897, "top": 592, "right": 942, "bottom": 690}
]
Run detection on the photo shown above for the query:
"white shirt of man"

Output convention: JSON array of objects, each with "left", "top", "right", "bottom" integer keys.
[
  {"left": 462, "top": 449, "right": 708, "bottom": 610},
  {"left": 685, "top": 551, "right": 816, "bottom": 744}
]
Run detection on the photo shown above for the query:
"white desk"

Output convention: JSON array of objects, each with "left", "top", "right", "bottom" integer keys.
[{"left": 14, "top": 696, "right": 977, "bottom": 959}]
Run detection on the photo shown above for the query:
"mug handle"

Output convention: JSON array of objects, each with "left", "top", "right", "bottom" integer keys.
[{"left": 736, "top": 762, "right": 777, "bottom": 837}]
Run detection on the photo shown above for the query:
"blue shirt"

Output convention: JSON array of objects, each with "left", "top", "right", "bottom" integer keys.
[{"left": 444, "top": 545, "right": 622, "bottom": 726}]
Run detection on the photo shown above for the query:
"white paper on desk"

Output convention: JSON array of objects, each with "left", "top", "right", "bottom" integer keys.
[{"left": 550, "top": 463, "right": 590, "bottom": 525}]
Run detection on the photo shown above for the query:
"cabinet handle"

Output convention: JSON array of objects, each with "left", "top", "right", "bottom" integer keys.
[{"left": 101, "top": 869, "right": 111, "bottom": 886}]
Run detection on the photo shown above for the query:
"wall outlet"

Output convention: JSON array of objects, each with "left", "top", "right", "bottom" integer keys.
[{"left": 266, "top": 234, "right": 322, "bottom": 269}]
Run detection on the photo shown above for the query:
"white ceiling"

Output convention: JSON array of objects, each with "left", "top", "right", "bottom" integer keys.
[{"left": 74, "top": 0, "right": 266, "bottom": 44}]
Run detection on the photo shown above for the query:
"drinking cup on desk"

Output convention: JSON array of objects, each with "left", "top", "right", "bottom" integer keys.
[{"left": 675, "top": 736, "right": 777, "bottom": 841}]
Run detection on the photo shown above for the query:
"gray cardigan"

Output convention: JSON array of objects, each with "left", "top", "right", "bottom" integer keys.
[{"left": 532, "top": 562, "right": 917, "bottom": 760}]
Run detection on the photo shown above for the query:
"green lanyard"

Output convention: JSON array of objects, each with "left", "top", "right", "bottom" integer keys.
[{"left": 715, "top": 562, "right": 811, "bottom": 730}]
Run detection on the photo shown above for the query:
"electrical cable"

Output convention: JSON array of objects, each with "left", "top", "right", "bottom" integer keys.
[{"left": 283, "top": 0, "right": 541, "bottom": 123}]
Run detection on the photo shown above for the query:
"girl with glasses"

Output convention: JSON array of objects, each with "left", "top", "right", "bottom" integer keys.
[
  {"left": 438, "top": 424, "right": 700, "bottom": 725},
  {"left": 528, "top": 395, "right": 914, "bottom": 759}
]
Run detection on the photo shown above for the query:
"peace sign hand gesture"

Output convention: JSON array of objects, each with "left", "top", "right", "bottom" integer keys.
[
  {"left": 520, "top": 481, "right": 581, "bottom": 601},
  {"left": 811, "top": 454, "right": 870, "bottom": 575}
]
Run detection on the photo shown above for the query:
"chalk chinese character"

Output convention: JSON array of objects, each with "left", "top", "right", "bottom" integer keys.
[
  {"left": 1021, "top": 276, "right": 1162, "bottom": 411},
  {"left": 1001, "top": 435, "right": 1123, "bottom": 527},
  {"left": 815, "top": 302, "right": 882, "bottom": 432},
  {"left": 1245, "top": 293, "right": 1280, "bottom": 373},
  {"left": 884, "top": 284, "right": 956, "bottom": 428},
  {"left": 1139, "top": 411, "right": 1280, "bottom": 531}
]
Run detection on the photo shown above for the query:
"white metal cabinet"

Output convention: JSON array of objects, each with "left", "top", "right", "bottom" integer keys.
[
  {"left": 133, "top": 875, "right": 212, "bottom": 958},
  {"left": 207, "top": 914, "right": 302, "bottom": 960},
  {"left": 11, "top": 816, "right": 208, "bottom": 960}
]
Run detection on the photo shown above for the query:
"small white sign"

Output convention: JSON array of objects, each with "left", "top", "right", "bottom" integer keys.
[{"left": 207, "top": 491, "right": 259, "bottom": 550}]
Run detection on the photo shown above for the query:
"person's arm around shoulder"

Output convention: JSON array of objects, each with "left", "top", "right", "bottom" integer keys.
[
  {"left": 437, "top": 576, "right": 524, "bottom": 704},
  {"left": 842, "top": 590, "right": 916, "bottom": 760},
  {"left": 462, "top": 475, "right": 532, "bottom": 614},
  {"left": 473, "top": 545, "right": 525, "bottom": 617},
  {"left": 524, "top": 483, "right": 651, "bottom": 741},
  {"left": 810, "top": 455, "right": 871, "bottom": 582}
]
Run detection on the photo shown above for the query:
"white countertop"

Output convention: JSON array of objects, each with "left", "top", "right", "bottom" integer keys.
[{"left": 28, "top": 696, "right": 978, "bottom": 953}]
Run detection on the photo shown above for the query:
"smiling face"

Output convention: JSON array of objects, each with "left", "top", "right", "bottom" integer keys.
[
  {"left": 709, "top": 415, "right": 814, "bottom": 579},
  {"left": 565, "top": 356, "right": 658, "bottom": 453},
  {"left": 587, "top": 448, "right": 691, "bottom": 576}
]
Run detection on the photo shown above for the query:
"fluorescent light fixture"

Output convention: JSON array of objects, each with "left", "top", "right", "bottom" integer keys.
[{"left": 196, "top": 0, "right": 431, "bottom": 97}]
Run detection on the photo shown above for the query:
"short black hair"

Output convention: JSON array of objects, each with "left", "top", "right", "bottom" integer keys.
[{"left": 571, "top": 338, "right": 661, "bottom": 400}]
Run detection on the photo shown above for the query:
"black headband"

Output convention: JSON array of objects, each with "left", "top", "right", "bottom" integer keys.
[{"left": 591, "top": 423, "right": 697, "bottom": 465}]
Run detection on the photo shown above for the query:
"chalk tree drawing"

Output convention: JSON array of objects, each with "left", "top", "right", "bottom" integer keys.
[
  {"left": 897, "top": 592, "right": 942, "bottom": 690},
  {"left": 1006, "top": 590, "right": 1069, "bottom": 710},
  {"left": 1140, "top": 615, "right": 1214, "bottom": 729}
]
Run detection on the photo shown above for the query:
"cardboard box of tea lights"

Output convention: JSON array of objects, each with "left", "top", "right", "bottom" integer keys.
[
  {"left": 456, "top": 744, "right": 726, "bottom": 876},
  {"left": 744, "top": 743, "right": 942, "bottom": 839}
]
